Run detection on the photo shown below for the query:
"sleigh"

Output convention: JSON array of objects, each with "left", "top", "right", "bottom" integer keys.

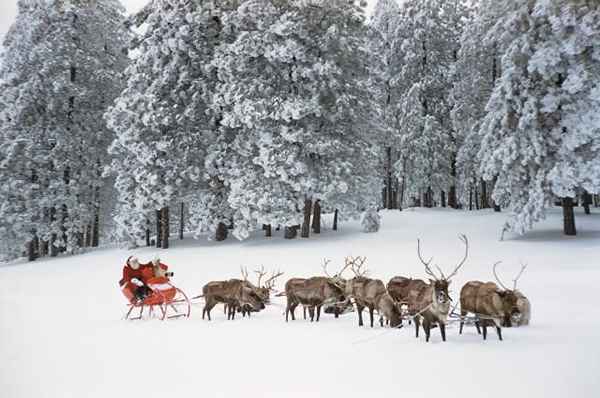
[{"left": 122, "top": 276, "right": 191, "bottom": 320}]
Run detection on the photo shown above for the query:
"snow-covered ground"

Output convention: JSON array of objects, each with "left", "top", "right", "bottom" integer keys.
[{"left": 1, "top": 208, "right": 599, "bottom": 398}]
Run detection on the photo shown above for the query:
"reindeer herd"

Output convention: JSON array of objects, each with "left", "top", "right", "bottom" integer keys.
[{"left": 198, "top": 235, "right": 531, "bottom": 342}]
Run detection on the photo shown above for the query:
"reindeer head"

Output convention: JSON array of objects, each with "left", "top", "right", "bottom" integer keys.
[
  {"left": 493, "top": 262, "right": 527, "bottom": 326},
  {"left": 253, "top": 266, "right": 284, "bottom": 304},
  {"left": 417, "top": 234, "right": 469, "bottom": 306}
]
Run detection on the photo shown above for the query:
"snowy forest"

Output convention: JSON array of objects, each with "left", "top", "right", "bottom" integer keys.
[{"left": 1, "top": 0, "right": 599, "bottom": 262}]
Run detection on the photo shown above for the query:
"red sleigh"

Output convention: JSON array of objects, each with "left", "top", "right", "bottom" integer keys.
[{"left": 121, "top": 275, "right": 191, "bottom": 321}]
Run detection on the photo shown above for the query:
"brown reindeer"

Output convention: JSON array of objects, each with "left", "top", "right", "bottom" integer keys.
[
  {"left": 344, "top": 257, "right": 403, "bottom": 328},
  {"left": 394, "top": 235, "right": 469, "bottom": 342},
  {"left": 225, "top": 267, "right": 283, "bottom": 317},
  {"left": 284, "top": 260, "right": 348, "bottom": 322},
  {"left": 459, "top": 262, "right": 528, "bottom": 340},
  {"left": 202, "top": 277, "right": 265, "bottom": 321},
  {"left": 495, "top": 262, "right": 530, "bottom": 327}
]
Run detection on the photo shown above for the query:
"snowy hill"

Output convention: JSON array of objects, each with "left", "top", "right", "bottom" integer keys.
[{"left": 1, "top": 208, "right": 599, "bottom": 398}]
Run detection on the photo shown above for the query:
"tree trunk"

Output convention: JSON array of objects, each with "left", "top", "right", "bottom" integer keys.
[
  {"left": 27, "top": 239, "right": 36, "bottom": 262},
  {"left": 424, "top": 187, "right": 433, "bottom": 208},
  {"left": 448, "top": 186, "right": 457, "bottom": 209},
  {"left": 156, "top": 209, "right": 162, "bottom": 248},
  {"left": 301, "top": 198, "right": 312, "bottom": 238},
  {"left": 385, "top": 146, "right": 393, "bottom": 209},
  {"left": 562, "top": 197, "right": 576, "bottom": 235},
  {"left": 440, "top": 190, "right": 446, "bottom": 208},
  {"left": 284, "top": 225, "right": 299, "bottom": 239},
  {"left": 85, "top": 224, "right": 92, "bottom": 247},
  {"left": 333, "top": 209, "right": 338, "bottom": 231},
  {"left": 40, "top": 240, "right": 48, "bottom": 257},
  {"left": 582, "top": 191, "right": 591, "bottom": 215},
  {"left": 263, "top": 224, "right": 272, "bottom": 237},
  {"left": 312, "top": 200, "right": 321, "bottom": 234},
  {"left": 161, "top": 206, "right": 169, "bottom": 249},
  {"left": 145, "top": 227, "right": 151, "bottom": 247},
  {"left": 179, "top": 202, "right": 185, "bottom": 239},
  {"left": 215, "top": 222, "right": 228, "bottom": 241},
  {"left": 50, "top": 233, "right": 58, "bottom": 257},
  {"left": 480, "top": 179, "right": 489, "bottom": 209},
  {"left": 469, "top": 187, "right": 473, "bottom": 211}
]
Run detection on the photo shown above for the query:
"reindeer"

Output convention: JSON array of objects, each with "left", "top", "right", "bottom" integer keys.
[
  {"left": 495, "top": 262, "right": 530, "bottom": 327},
  {"left": 394, "top": 235, "right": 469, "bottom": 342},
  {"left": 253, "top": 266, "right": 284, "bottom": 305},
  {"left": 224, "top": 267, "right": 283, "bottom": 317},
  {"left": 344, "top": 256, "right": 403, "bottom": 328},
  {"left": 459, "top": 262, "right": 528, "bottom": 340},
  {"left": 202, "top": 277, "right": 265, "bottom": 321},
  {"left": 284, "top": 260, "right": 348, "bottom": 322}
]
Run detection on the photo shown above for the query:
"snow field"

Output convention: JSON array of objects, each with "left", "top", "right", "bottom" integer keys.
[{"left": 1, "top": 208, "right": 599, "bottom": 397}]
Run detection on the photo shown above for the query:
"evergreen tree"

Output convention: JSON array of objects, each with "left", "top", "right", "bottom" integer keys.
[
  {"left": 0, "top": 0, "right": 129, "bottom": 260},
  {"left": 479, "top": 0, "right": 600, "bottom": 236}
]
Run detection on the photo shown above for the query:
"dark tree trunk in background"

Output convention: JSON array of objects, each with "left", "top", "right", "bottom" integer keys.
[
  {"left": 263, "top": 224, "right": 272, "bottom": 237},
  {"left": 562, "top": 197, "right": 576, "bottom": 236},
  {"left": 179, "top": 202, "right": 185, "bottom": 239},
  {"left": 480, "top": 179, "right": 489, "bottom": 209},
  {"left": 312, "top": 200, "right": 321, "bottom": 234},
  {"left": 385, "top": 146, "right": 393, "bottom": 209},
  {"left": 332, "top": 209, "right": 338, "bottom": 231},
  {"left": 27, "top": 239, "right": 36, "bottom": 262},
  {"left": 40, "top": 240, "right": 48, "bottom": 257},
  {"left": 284, "top": 225, "right": 299, "bottom": 239},
  {"left": 301, "top": 198, "right": 312, "bottom": 238},
  {"left": 440, "top": 191, "right": 446, "bottom": 208},
  {"left": 156, "top": 209, "right": 162, "bottom": 248},
  {"left": 423, "top": 187, "right": 433, "bottom": 208},
  {"left": 215, "top": 222, "right": 228, "bottom": 241},
  {"left": 582, "top": 191, "right": 592, "bottom": 215},
  {"left": 145, "top": 227, "right": 151, "bottom": 247},
  {"left": 393, "top": 179, "right": 399, "bottom": 210},
  {"left": 85, "top": 224, "right": 92, "bottom": 247},
  {"left": 469, "top": 187, "right": 473, "bottom": 211},
  {"left": 448, "top": 186, "right": 457, "bottom": 209},
  {"left": 161, "top": 206, "right": 169, "bottom": 249},
  {"left": 593, "top": 194, "right": 599, "bottom": 207}
]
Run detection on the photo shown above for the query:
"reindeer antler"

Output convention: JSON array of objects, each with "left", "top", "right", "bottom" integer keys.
[
  {"left": 349, "top": 256, "right": 369, "bottom": 277},
  {"left": 417, "top": 238, "right": 438, "bottom": 281},
  {"left": 264, "top": 270, "right": 284, "bottom": 290},
  {"left": 446, "top": 234, "right": 469, "bottom": 280},
  {"left": 492, "top": 261, "right": 509, "bottom": 290},
  {"left": 254, "top": 265, "right": 267, "bottom": 287},
  {"left": 240, "top": 266, "right": 249, "bottom": 282},
  {"left": 322, "top": 259, "right": 333, "bottom": 277},
  {"left": 512, "top": 263, "right": 527, "bottom": 290},
  {"left": 324, "top": 258, "right": 351, "bottom": 279}
]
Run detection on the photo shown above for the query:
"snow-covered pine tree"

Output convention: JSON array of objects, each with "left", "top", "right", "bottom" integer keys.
[
  {"left": 369, "top": 0, "right": 403, "bottom": 210},
  {"left": 451, "top": 0, "right": 499, "bottom": 210},
  {"left": 212, "top": 0, "right": 380, "bottom": 240},
  {"left": 0, "top": 0, "right": 129, "bottom": 260},
  {"left": 479, "top": 0, "right": 600, "bottom": 237},
  {"left": 106, "top": 0, "right": 224, "bottom": 247},
  {"left": 393, "top": 0, "right": 466, "bottom": 208}
]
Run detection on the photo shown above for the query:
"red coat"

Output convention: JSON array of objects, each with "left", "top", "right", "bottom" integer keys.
[{"left": 119, "top": 263, "right": 153, "bottom": 287}]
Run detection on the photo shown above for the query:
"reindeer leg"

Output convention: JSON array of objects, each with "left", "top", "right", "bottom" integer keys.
[
  {"left": 424, "top": 320, "right": 431, "bottom": 342},
  {"left": 496, "top": 326, "right": 502, "bottom": 341},
  {"left": 414, "top": 317, "right": 420, "bottom": 338},
  {"left": 459, "top": 310, "right": 466, "bottom": 334},
  {"left": 475, "top": 321, "right": 482, "bottom": 335},
  {"left": 380, "top": 316, "right": 384, "bottom": 327},
  {"left": 482, "top": 324, "right": 488, "bottom": 340},
  {"left": 357, "top": 305, "right": 364, "bottom": 327},
  {"left": 316, "top": 305, "right": 322, "bottom": 322},
  {"left": 440, "top": 322, "right": 446, "bottom": 342},
  {"left": 334, "top": 307, "right": 339, "bottom": 319},
  {"left": 369, "top": 307, "right": 374, "bottom": 328},
  {"left": 303, "top": 306, "right": 307, "bottom": 320}
]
